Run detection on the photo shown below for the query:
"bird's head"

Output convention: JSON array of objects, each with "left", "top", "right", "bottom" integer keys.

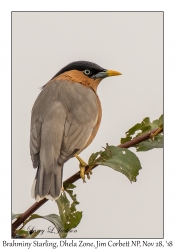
[{"left": 51, "top": 61, "right": 122, "bottom": 91}]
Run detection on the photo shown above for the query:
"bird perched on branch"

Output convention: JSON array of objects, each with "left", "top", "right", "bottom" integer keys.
[{"left": 30, "top": 61, "right": 121, "bottom": 202}]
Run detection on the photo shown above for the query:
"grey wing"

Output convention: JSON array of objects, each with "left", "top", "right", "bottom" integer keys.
[
  {"left": 30, "top": 81, "right": 66, "bottom": 168},
  {"left": 30, "top": 83, "right": 68, "bottom": 201}
]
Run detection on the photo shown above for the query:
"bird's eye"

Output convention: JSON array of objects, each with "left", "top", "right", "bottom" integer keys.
[{"left": 84, "top": 69, "right": 91, "bottom": 75}]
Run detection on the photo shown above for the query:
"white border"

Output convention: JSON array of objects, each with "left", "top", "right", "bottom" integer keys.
[{"left": 0, "top": 0, "right": 174, "bottom": 247}]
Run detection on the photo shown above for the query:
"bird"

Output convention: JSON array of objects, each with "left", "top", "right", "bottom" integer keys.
[{"left": 30, "top": 61, "right": 121, "bottom": 202}]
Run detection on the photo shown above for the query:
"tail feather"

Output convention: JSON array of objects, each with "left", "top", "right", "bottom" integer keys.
[{"left": 31, "top": 164, "right": 63, "bottom": 202}]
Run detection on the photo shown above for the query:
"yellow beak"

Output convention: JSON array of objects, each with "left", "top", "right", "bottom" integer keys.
[
  {"left": 107, "top": 70, "right": 122, "bottom": 76},
  {"left": 92, "top": 69, "right": 122, "bottom": 79}
]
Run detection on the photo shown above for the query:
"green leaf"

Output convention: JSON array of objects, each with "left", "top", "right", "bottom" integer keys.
[
  {"left": 55, "top": 191, "right": 82, "bottom": 238},
  {"left": 126, "top": 123, "right": 142, "bottom": 136},
  {"left": 88, "top": 145, "right": 141, "bottom": 182},
  {"left": 44, "top": 214, "right": 63, "bottom": 228},
  {"left": 23, "top": 214, "right": 42, "bottom": 227},
  {"left": 12, "top": 212, "right": 21, "bottom": 220},
  {"left": 158, "top": 114, "right": 163, "bottom": 128},
  {"left": 136, "top": 134, "right": 163, "bottom": 151},
  {"left": 88, "top": 151, "right": 102, "bottom": 166},
  {"left": 23, "top": 213, "right": 62, "bottom": 232},
  {"left": 63, "top": 183, "right": 76, "bottom": 190},
  {"left": 120, "top": 135, "right": 132, "bottom": 144}
]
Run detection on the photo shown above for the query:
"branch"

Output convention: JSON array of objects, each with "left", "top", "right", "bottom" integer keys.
[
  {"left": 12, "top": 127, "right": 162, "bottom": 236},
  {"left": 118, "top": 128, "right": 160, "bottom": 148}
]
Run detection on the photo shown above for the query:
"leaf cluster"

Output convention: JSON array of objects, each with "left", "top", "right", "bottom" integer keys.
[{"left": 121, "top": 115, "right": 163, "bottom": 151}]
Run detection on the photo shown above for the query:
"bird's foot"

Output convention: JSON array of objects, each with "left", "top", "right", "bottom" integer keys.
[
  {"left": 80, "top": 165, "right": 93, "bottom": 182},
  {"left": 74, "top": 154, "right": 91, "bottom": 183}
]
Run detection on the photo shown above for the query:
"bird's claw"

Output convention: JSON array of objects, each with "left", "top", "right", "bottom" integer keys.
[
  {"left": 85, "top": 167, "right": 93, "bottom": 180},
  {"left": 86, "top": 172, "right": 90, "bottom": 179}
]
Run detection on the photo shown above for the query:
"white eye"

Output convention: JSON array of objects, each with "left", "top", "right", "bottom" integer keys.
[{"left": 84, "top": 69, "right": 91, "bottom": 75}]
